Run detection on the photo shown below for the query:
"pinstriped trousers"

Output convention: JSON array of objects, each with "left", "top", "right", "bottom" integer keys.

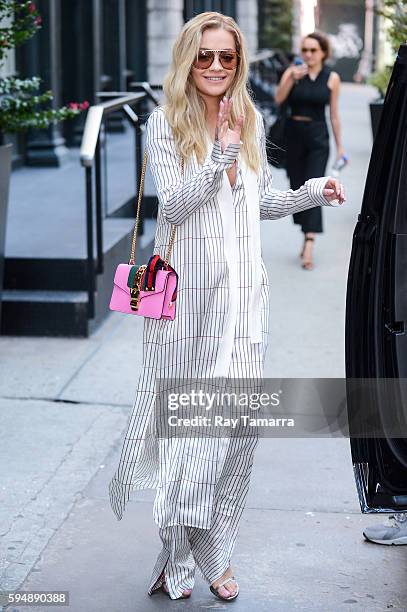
[{"left": 148, "top": 435, "right": 259, "bottom": 599}]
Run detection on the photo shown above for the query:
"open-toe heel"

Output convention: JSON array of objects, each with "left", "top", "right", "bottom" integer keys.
[
  {"left": 210, "top": 576, "right": 239, "bottom": 601},
  {"left": 150, "top": 570, "right": 192, "bottom": 600},
  {"left": 162, "top": 582, "right": 192, "bottom": 599},
  {"left": 300, "top": 236, "right": 315, "bottom": 270}
]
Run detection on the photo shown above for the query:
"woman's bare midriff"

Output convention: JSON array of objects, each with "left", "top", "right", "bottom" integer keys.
[{"left": 291, "top": 115, "right": 313, "bottom": 121}]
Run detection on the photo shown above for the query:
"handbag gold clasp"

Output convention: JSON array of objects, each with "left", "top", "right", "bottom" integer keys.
[{"left": 130, "top": 265, "right": 147, "bottom": 311}]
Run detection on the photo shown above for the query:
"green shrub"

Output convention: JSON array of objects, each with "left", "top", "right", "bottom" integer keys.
[
  {"left": 258, "top": 0, "right": 293, "bottom": 53},
  {"left": 369, "top": 0, "right": 407, "bottom": 98},
  {"left": 0, "top": 1, "right": 87, "bottom": 140}
]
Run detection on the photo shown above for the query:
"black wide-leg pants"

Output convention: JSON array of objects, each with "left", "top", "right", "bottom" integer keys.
[{"left": 285, "top": 117, "right": 330, "bottom": 233}]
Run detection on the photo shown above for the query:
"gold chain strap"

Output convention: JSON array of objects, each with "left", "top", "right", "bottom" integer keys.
[{"left": 129, "top": 149, "right": 184, "bottom": 266}]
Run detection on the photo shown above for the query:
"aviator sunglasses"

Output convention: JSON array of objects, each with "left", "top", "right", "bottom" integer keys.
[
  {"left": 193, "top": 49, "right": 240, "bottom": 70},
  {"left": 301, "top": 46, "right": 320, "bottom": 54}
]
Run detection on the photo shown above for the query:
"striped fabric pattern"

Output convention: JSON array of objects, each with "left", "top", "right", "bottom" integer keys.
[
  {"left": 108, "top": 105, "right": 332, "bottom": 532},
  {"left": 148, "top": 434, "right": 258, "bottom": 599}
]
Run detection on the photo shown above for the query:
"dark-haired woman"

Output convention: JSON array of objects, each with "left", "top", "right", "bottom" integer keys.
[{"left": 275, "top": 31, "right": 345, "bottom": 270}]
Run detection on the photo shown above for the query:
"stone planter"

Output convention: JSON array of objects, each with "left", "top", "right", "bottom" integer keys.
[
  {"left": 369, "top": 99, "right": 384, "bottom": 141},
  {"left": 0, "top": 143, "right": 12, "bottom": 329}
]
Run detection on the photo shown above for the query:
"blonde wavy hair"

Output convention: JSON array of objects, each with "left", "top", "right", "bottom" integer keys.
[{"left": 161, "top": 11, "right": 260, "bottom": 174}]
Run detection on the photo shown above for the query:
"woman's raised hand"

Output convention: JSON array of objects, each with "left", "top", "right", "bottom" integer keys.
[
  {"left": 322, "top": 177, "right": 346, "bottom": 204},
  {"left": 290, "top": 64, "right": 308, "bottom": 82},
  {"left": 216, "top": 97, "right": 244, "bottom": 153}
]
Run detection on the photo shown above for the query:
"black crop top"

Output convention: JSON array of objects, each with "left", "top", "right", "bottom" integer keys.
[{"left": 286, "top": 65, "right": 331, "bottom": 121}]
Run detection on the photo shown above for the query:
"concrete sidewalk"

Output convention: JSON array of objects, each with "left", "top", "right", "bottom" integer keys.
[{"left": 1, "top": 84, "right": 406, "bottom": 611}]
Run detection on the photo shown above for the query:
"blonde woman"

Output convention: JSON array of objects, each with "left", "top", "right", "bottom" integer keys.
[{"left": 108, "top": 11, "right": 345, "bottom": 602}]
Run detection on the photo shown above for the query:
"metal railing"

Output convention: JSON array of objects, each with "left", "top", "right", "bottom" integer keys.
[
  {"left": 249, "top": 49, "right": 291, "bottom": 127},
  {"left": 128, "top": 81, "right": 162, "bottom": 104},
  {"left": 79, "top": 92, "right": 147, "bottom": 319}
]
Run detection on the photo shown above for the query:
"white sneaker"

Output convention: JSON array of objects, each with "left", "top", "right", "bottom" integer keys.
[{"left": 363, "top": 513, "right": 407, "bottom": 545}]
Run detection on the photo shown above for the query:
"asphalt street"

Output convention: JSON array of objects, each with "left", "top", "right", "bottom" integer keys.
[{"left": 0, "top": 83, "right": 406, "bottom": 611}]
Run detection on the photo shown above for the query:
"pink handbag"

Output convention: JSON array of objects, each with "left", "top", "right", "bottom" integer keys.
[{"left": 109, "top": 149, "right": 182, "bottom": 320}]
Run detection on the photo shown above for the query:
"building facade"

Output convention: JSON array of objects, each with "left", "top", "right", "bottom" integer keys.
[
  {"left": 291, "top": 0, "right": 388, "bottom": 83},
  {"left": 5, "top": 0, "right": 258, "bottom": 168}
]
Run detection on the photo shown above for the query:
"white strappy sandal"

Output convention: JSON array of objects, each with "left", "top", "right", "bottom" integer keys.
[{"left": 210, "top": 575, "right": 239, "bottom": 601}]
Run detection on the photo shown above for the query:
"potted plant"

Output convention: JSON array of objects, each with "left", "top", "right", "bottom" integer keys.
[
  {"left": 0, "top": 0, "right": 88, "bottom": 326},
  {"left": 368, "top": 0, "right": 407, "bottom": 138},
  {"left": 368, "top": 65, "right": 392, "bottom": 138}
]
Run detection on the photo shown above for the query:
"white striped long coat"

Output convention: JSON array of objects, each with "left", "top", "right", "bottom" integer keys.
[{"left": 108, "top": 106, "right": 332, "bottom": 527}]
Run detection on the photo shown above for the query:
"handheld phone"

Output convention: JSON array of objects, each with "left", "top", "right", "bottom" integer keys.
[{"left": 293, "top": 57, "right": 303, "bottom": 65}]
